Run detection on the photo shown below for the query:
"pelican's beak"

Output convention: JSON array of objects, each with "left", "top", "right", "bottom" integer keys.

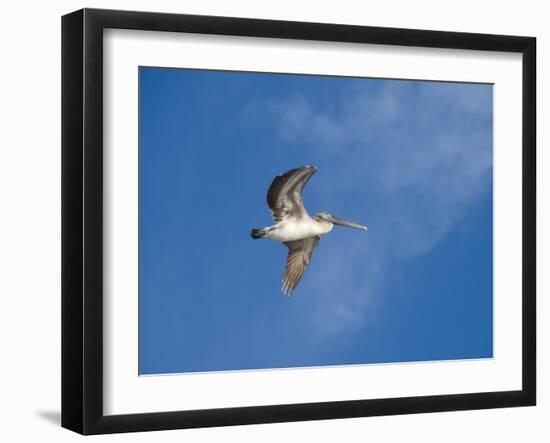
[{"left": 327, "top": 215, "right": 368, "bottom": 231}]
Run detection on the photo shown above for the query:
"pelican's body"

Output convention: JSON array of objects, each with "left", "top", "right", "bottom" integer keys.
[
  {"left": 263, "top": 216, "right": 333, "bottom": 242},
  {"left": 251, "top": 166, "right": 367, "bottom": 295}
]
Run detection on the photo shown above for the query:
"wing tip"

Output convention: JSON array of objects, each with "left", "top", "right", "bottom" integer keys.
[
  {"left": 282, "top": 284, "right": 294, "bottom": 296},
  {"left": 300, "top": 165, "right": 318, "bottom": 175},
  {"left": 277, "top": 165, "right": 318, "bottom": 177},
  {"left": 281, "top": 278, "right": 295, "bottom": 295}
]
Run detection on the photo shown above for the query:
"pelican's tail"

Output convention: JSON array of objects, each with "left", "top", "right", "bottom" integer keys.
[{"left": 250, "top": 228, "right": 267, "bottom": 239}]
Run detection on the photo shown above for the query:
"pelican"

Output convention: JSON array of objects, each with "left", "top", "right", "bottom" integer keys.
[{"left": 251, "top": 166, "right": 367, "bottom": 295}]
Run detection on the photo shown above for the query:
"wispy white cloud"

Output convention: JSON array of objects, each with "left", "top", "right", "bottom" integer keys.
[{"left": 258, "top": 80, "right": 492, "bottom": 336}]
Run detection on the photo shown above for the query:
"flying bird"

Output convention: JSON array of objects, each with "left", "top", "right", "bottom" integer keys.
[{"left": 251, "top": 166, "right": 367, "bottom": 295}]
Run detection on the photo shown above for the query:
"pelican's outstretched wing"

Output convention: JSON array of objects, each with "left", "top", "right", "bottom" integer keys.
[
  {"left": 282, "top": 236, "right": 320, "bottom": 295},
  {"left": 267, "top": 166, "right": 317, "bottom": 222}
]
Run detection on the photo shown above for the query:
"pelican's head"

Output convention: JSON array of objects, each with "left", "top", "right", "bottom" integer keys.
[{"left": 313, "top": 211, "right": 368, "bottom": 231}]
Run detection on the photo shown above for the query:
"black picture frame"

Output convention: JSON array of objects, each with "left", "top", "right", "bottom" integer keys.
[{"left": 62, "top": 8, "right": 536, "bottom": 435}]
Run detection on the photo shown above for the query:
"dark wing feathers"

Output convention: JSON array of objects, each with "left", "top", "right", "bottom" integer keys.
[
  {"left": 266, "top": 166, "right": 317, "bottom": 222},
  {"left": 282, "top": 236, "right": 320, "bottom": 295}
]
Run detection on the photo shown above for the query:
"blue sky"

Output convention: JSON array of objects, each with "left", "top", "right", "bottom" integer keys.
[{"left": 139, "top": 67, "right": 493, "bottom": 374}]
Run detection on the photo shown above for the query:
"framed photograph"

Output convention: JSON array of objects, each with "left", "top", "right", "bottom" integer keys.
[{"left": 61, "top": 8, "right": 536, "bottom": 435}]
